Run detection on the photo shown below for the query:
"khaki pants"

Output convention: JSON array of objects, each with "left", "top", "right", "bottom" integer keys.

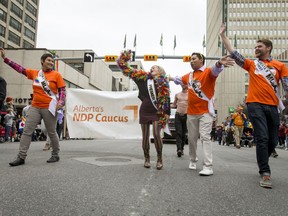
[
  {"left": 234, "top": 126, "right": 244, "bottom": 147},
  {"left": 18, "top": 106, "right": 59, "bottom": 159},
  {"left": 187, "top": 113, "right": 213, "bottom": 168}
]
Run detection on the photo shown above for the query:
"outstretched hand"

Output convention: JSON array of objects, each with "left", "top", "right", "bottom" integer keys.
[
  {"left": 219, "top": 23, "right": 226, "bottom": 36},
  {"left": 0, "top": 48, "right": 5, "bottom": 59},
  {"left": 121, "top": 49, "right": 132, "bottom": 61},
  {"left": 219, "top": 55, "right": 235, "bottom": 67}
]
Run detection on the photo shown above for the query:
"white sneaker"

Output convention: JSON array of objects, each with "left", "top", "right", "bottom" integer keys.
[
  {"left": 199, "top": 167, "right": 213, "bottom": 176},
  {"left": 189, "top": 161, "right": 197, "bottom": 170}
]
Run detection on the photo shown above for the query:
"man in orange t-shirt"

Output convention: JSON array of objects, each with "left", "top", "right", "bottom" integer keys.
[
  {"left": 171, "top": 53, "right": 235, "bottom": 176},
  {"left": 1, "top": 49, "right": 66, "bottom": 167},
  {"left": 220, "top": 23, "right": 288, "bottom": 189}
]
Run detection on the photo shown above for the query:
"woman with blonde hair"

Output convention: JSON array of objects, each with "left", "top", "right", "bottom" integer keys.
[{"left": 117, "top": 50, "right": 170, "bottom": 170}]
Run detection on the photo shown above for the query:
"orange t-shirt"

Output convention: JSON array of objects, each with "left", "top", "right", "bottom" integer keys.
[
  {"left": 243, "top": 59, "right": 288, "bottom": 106},
  {"left": 182, "top": 68, "right": 216, "bottom": 115},
  {"left": 232, "top": 112, "right": 246, "bottom": 126},
  {"left": 26, "top": 69, "right": 66, "bottom": 108}
]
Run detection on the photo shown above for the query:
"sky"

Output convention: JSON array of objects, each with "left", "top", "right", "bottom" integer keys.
[{"left": 36, "top": 0, "right": 207, "bottom": 98}]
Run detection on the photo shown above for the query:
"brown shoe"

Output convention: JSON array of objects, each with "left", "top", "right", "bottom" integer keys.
[
  {"left": 144, "top": 158, "right": 151, "bottom": 168},
  {"left": 156, "top": 158, "right": 163, "bottom": 170},
  {"left": 43, "top": 143, "right": 51, "bottom": 151}
]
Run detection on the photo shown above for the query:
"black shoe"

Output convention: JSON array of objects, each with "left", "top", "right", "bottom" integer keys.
[
  {"left": 177, "top": 150, "right": 182, "bottom": 157},
  {"left": 47, "top": 155, "right": 60, "bottom": 163},
  {"left": 9, "top": 158, "right": 25, "bottom": 166}
]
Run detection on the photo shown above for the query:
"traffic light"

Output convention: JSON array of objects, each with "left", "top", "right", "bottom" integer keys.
[
  {"left": 144, "top": 55, "right": 158, "bottom": 61},
  {"left": 183, "top": 56, "right": 191, "bottom": 62},
  {"left": 104, "top": 55, "right": 118, "bottom": 62},
  {"left": 131, "top": 51, "right": 136, "bottom": 61}
]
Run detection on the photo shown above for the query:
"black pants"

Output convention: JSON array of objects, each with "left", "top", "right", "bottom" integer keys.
[
  {"left": 175, "top": 113, "right": 187, "bottom": 151},
  {"left": 247, "top": 103, "right": 279, "bottom": 175}
]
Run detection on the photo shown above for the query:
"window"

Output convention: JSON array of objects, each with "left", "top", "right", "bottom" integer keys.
[
  {"left": 0, "top": 24, "right": 5, "bottom": 37},
  {"left": 16, "top": 0, "right": 24, "bottom": 5},
  {"left": 31, "top": 0, "right": 38, "bottom": 5},
  {"left": 25, "top": 14, "right": 36, "bottom": 28},
  {"left": 23, "top": 39, "right": 34, "bottom": 48},
  {"left": 24, "top": 27, "right": 35, "bottom": 40},
  {"left": 26, "top": 2, "right": 37, "bottom": 16},
  {"left": 245, "top": 73, "right": 249, "bottom": 83},
  {"left": 9, "top": 17, "right": 22, "bottom": 32},
  {"left": 0, "top": 0, "right": 8, "bottom": 7},
  {"left": 0, "top": 40, "right": 4, "bottom": 48},
  {"left": 0, "top": 8, "right": 7, "bottom": 22},
  {"left": 11, "top": 3, "right": 23, "bottom": 19},
  {"left": 8, "top": 31, "right": 21, "bottom": 46}
]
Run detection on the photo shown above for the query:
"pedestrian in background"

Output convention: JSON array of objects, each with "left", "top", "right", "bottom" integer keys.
[
  {"left": 229, "top": 106, "right": 247, "bottom": 149},
  {"left": 170, "top": 52, "right": 235, "bottom": 176},
  {"left": 171, "top": 84, "right": 188, "bottom": 157},
  {"left": 117, "top": 50, "right": 170, "bottom": 170},
  {"left": 0, "top": 76, "right": 7, "bottom": 125},
  {"left": 1, "top": 48, "right": 66, "bottom": 166},
  {"left": 220, "top": 23, "right": 288, "bottom": 188},
  {"left": 4, "top": 108, "right": 14, "bottom": 142}
]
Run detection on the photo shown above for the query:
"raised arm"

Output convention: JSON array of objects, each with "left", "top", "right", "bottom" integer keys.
[
  {"left": 219, "top": 23, "right": 246, "bottom": 67},
  {"left": 116, "top": 50, "right": 148, "bottom": 80},
  {"left": 219, "top": 23, "right": 234, "bottom": 54},
  {"left": 1, "top": 48, "right": 27, "bottom": 76}
]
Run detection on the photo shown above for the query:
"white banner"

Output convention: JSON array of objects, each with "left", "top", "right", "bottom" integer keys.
[{"left": 66, "top": 89, "right": 142, "bottom": 139}]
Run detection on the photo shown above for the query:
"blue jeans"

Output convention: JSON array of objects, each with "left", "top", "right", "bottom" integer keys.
[
  {"left": 5, "top": 125, "right": 11, "bottom": 141},
  {"left": 247, "top": 103, "right": 279, "bottom": 176},
  {"left": 174, "top": 113, "right": 187, "bottom": 151}
]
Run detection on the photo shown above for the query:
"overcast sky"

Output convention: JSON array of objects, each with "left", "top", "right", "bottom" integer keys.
[{"left": 36, "top": 0, "right": 207, "bottom": 98}]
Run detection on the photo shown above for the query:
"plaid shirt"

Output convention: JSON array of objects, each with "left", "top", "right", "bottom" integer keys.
[{"left": 230, "top": 50, "right": 273, "bottom": 68}]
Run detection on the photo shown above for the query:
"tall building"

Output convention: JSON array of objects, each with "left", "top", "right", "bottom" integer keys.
[
  {"left": 206, "top": 0, "right": 288, "bottom": 123},
  {"left": 0, "top": 0, "right": 39, "bottom": 48}
]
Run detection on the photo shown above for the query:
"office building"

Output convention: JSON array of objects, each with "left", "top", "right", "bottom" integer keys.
[{"left": 0, "top": 0, "right": 39, "bottom": 48}]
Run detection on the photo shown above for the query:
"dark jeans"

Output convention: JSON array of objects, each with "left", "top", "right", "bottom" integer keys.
[
  {"left": 247, "top": 103, "right": 279, "bottom": 175},
  {"left": 56, "top": 122, "right": 64, "bottom": 139},
  {"left": 5, "top": 125, "right": 11, "bottom": 141},
  {"left": 175, "top": 113, "right": 187, "bottom": 151}
]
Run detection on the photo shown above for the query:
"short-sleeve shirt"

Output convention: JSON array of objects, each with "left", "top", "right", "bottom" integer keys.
[
  {"left": 26, "top": 69, "right": 66, "bottom": 108},
  {"left": 232, "top": 112, "right": 246, "bottom": 127},
  {"left": 182, "top": 68, "right": 216, "bottom": 115},
  {"left": 243, "top": 59, "right": 288, "bottom": 106}
]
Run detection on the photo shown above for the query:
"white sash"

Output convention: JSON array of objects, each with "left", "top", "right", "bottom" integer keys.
[
  {"left": 189, "top": 72, "right": 215, "bottom": 117},
  {"left": 38, "top": 70, "right": 58, "bottom": 116},
  {"left": 254, "top": 60, "right": 284, "bottom": 112},
  {"left": 147, "top": 78, "right": 171, "bottom": 135},
  {"left": 147, "top": 79, "right": 157, "bottom": 110}
]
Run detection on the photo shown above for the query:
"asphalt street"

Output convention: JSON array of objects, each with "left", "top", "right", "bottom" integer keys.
[{"left": 0, "top": 139, "right": 288, "bottom": 216}]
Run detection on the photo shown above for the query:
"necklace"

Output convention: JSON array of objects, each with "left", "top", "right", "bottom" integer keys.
[{"left": 117, "top": 51, "right": 170, "bottom": 128}]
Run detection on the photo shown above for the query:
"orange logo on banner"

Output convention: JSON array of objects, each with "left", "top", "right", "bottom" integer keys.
[{"left": 123, "top": 105, "right": 138, "bottom": 121}]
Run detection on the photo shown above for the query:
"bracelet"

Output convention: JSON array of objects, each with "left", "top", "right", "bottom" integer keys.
[{"left": 217, "top": 60, "right": 223, "bottom": 66}]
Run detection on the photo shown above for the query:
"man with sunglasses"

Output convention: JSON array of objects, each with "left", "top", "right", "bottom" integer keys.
[{"left": 170, "top": 53, "right": 235, "bottom": 176}]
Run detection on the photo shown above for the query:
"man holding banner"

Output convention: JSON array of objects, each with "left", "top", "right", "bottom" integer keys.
[
  {"left": 220, "top": 23, "right": 288, "bottom": 189},
  {"left": 117, "top": 50, "right": 170, "bottom": 170}
]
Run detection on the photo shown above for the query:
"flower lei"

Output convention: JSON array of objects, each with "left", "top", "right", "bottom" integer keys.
[{"left": 117, "top": 50, "right": 170, "bottom": 129}]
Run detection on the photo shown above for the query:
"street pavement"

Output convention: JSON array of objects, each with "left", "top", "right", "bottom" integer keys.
[{"left": 0, "top": 139, "right": 288, "bottom": 216}]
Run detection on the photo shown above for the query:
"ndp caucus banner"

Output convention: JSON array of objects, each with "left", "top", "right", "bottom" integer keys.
[{"left": 66, "top": 89, "right": 142, "bottom": 139}]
